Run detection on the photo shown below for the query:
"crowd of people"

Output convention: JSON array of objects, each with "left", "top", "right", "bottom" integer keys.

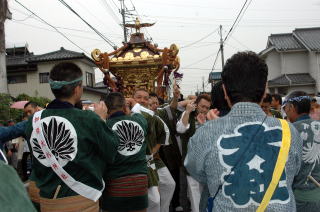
[{"left": 1, "top": 51, "right": 320, "bottom": 212}]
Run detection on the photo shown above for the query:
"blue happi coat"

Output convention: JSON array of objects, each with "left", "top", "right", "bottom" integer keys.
[{"left": 185, "top": 102, "right": 302, "bottom": 212}]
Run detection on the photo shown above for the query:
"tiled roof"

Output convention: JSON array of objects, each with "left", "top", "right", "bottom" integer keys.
[
  {"left": 27, "top": 47, "right": 93, "bottom": 63},
  {"left": 268, "top": 33, "right": 305, "bottom": 51},
  {"left": 6, "top": 55, "right": 30, "bottom": 66},
  {"left": 268, "top": 73, "right": 316, "bottom": 87},
  {"left": 6, "top": 47, "right": 95, "bottom": 68},
  {"left": 263, "top": 27, "right": 320, "bottom": 53},
  {"left": 294, "top": 27, "right": 320, "bottom": 51}
]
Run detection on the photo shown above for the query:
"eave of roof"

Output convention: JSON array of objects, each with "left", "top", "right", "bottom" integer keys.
[
  {"left": 268, "top": 73, "right": 316, "bottom": 87},
  {"left": 83, "top": 86, "right": 109, "bottom": 95}
]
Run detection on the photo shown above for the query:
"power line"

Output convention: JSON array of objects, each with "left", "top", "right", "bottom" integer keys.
[
  {"left": 180, "top": 27, "right": 219, "bottom": 49},
  {"left": 98, "top": 0, "right": 122, "bottom": 25},
  {"left": 183, "top": 51, "right": 219, "bottom": 69},
  {"left": 210, "top": 0, "right": 252, "bottom": 74},
  {"left": 110, "top": 0, "right": 120, "bottom": 10},
  {"left": 128, "top": 0, "right": 153, "bottom": 41},
  {"left": 225, "top": 0, "right": 253, "bottom": 43},
  {"left": 14, "top": 0, "right": 90, "bottom": 55},
  {"left": 225, "top": 30, "right": 250, "bottom": 50},
  {"left": 57, "top": 0, "right": 117, "bottom": 48},
  {"left": 211, "top": 48, "right": 221, "bottom": 71},
  {"left": 74, "top": 0, "right": 118, "bottom": 35},
  {"left": 10, "top": 20, "right": 118, "bottom": 42},
  {"left": 224, "top": 0, "right": 249, "bottom": 42}
]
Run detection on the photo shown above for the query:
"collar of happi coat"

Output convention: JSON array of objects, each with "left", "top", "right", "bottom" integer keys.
[
  {"left": 295, "top": 114, "right": 310, "bottom": 122},
  {"left": 109, "top": 111, "right": 126, "bottom": 119},
  {"left": 228, "top": 102, "right": 266, "bottom": 117},
  {"left": 46, "top": 99, "right": 74, "bottom": 109}
]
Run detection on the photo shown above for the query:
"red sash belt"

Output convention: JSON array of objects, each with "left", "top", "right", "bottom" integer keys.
[{"left": 106, "top": 174, "right": 148, "bottom": 197}]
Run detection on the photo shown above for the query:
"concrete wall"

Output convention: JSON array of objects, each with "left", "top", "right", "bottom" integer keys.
[
  {"left": 265, "top": 50, "right": 281, "bottom": 81},
  {"left": 281, "top": 51, "right": 309, "bottom": 75},
  {"left": 8, "top": 59, "right": 100, "bottom": 101},
  {"left": 277, "top": 85, "right": 316, "bottom": 96}
]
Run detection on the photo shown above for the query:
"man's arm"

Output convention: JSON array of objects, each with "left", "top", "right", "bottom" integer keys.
[
  {"left": 176, "top": 102, "right": 195, "bottom": 134},
  {"left": 0, "top": 120, "right": 27, "bottom": 145},
  {"left": 184, "top": 125, "right": 211, "bottom": 184},
  {"left": 169, "top": 82, "right": 180, "bottom": 110}
]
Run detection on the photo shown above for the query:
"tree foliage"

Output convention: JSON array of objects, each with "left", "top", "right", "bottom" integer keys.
[{"left": 0, "top": 93, "right": 51, "bottom": 124}]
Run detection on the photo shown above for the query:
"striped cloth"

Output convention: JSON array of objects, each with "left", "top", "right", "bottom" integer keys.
[
  {"left": 106, "top": 174, "right": 148, "bottom": 197},
  {"left": 101, "top": 174, "right": 148, "bottom": 211}
]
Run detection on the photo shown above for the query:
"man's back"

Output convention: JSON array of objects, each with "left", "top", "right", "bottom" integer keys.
[
  {"left": 25, "top": 105, "right": 118, "bottom": 199},
  {"left": 104, "top": 112, "right": 148, "bottom": 180},
  {"left": 293, "top": 118, "right": 320, "bottom": 211},
  {"left": 185, "top": 102, "right": 302, "bottom": 211}
]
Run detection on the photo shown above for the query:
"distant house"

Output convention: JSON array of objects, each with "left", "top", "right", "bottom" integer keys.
[
  {"left": 260, "top": 27, "right": 320, "bottom": 95},
  {"left": 6, "top": 46, "right": 109, "bottom": 102},
  {"left": 208, "top": 71, "right": 222, "bottom": 85}
]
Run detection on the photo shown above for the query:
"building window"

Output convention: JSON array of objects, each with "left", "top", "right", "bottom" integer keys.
[
  {"left": 7, "top": 75, "right": 27, "bottom": 84},
  {"left": 39, "top": 72, "right": 50, "bottom": 83},
  {"left": 86, "top": 72, "right": 93, "bottom": 87}
]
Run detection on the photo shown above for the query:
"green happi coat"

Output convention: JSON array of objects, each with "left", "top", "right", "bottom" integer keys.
[
  {"left": 293, "top": 115, "right": 320, "bottom": 211},
  {"left": 179, "top": 111, "right": 197, "bottom": 162},
  {"left": 25, "top": 105, "right": 119, "bottom": 199},
  {"left": 101, "top": 112, "right": 148, "bottom": 211},
  {"left": 131, "top": 103, "right": 170, "bottom": 187},
  {"left": 156, "top": 105, "right": 182, "bottom": 170},
  {"left": 0, "top": 161, "right": 36, "bottom": 212},
  {"left": 141, "top": 111, "right": 168, "bottom": 187}
]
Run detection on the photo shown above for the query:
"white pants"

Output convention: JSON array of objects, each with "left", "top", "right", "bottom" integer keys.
[
  {"left": 158, "top": 167, "right": 176, "bottom": 212},
  {"left": 186, "top": 175, "right": 203, "bottom": 212},
  {"left": 147, "top": 186, "right": 161, "bottom": 212}
]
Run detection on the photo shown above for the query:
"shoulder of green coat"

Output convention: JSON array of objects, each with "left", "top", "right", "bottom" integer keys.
[{"left": 0, "top": 161, "right": 37, "bottom": 211}]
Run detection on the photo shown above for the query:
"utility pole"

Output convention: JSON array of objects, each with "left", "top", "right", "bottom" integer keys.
[
  {"left": 119, "top": 0, "right": 127, "bottom": 43},
  {"left": 202, "top": 76, "right": 205, "bottom": 93},
  {"left": 0, "top": 0, "right": 10, "bottom": 94},
  {"left": 219, "top": 25, "right": 225, "bottom": 68}
]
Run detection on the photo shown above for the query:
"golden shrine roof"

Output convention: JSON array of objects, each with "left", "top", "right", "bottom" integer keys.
[{"left": 109, "top": 33, "right": 162, "bottom": 66}]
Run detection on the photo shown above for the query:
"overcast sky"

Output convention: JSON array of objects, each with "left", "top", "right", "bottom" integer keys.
[{"left": 5, "top": 0, "right": 320, "bottom": 95}]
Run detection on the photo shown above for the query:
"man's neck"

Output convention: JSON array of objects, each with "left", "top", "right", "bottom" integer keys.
[
  {"left": 108, "top": 110, "right": 126, "bottom": 119},
  {"left": 58, "top": 98, "right": 76, "bottom": 106},
  {"left": 295, "top": 113, "right": 310, "bottom": 122}
]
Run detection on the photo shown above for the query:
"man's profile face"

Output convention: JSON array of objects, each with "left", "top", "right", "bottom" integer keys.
[
  {"left": 133, "top": 90, "right": 149, "bottom": 108},
  {"left": 283, "top": 103, "right": 296, "bottom": 122},
  {"left": 24, "top": 105, "right": 37, "bottom": 117},
  {"left": 149, "top": 96, "right": 159, "bottom": 111},
  {"left": 261, "top": 102, "right": 271, "bottom": 115},
  {"left": 271, "top": 97, "right": 279, "bottom": 108},
  {"left": 196, "top": 99, "right": 211, "bottom": 115}
]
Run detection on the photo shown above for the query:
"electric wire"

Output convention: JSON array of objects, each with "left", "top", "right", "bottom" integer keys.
[
  {"left": 180, "top": 27, "right": 219, "bottom": 49},
  {"left": 57, "top": 0, "right": 117, "bottom": 48},
  {"left": 14, "top": 0, "right": 90, "bottom": 55}
]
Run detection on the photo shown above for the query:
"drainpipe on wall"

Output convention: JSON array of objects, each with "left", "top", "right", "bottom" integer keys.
[
  {"left": 284, "top": 74, "right": 292, "bottom": 86},
  {"left": 317, "top": 53, "right": 320, "bottom": 95}
]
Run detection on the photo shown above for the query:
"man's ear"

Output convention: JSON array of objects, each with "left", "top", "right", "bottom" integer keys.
[
  {"left": 74, "top": 84, "right": 82, "bottom": 97},
  {"left": 259, "top": 83, "right": 268, "bottom": 105},
  {"left": 222, "top": 84, "right": 232, "bottom": 108}
]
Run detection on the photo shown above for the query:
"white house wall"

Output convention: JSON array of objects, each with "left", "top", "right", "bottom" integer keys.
[
  {"left": 265, "top": 50, "right": 281, "bottom": 80},
  {"left": 8, "top": 59, "right": 101, "bottom": 101},
  {"left": 286, "top": 85, "right": 316, "bottom": 95},
  {"left": 281, "top": 51, "right": 309, "bottom": 75},
  {"left": 308, "top": 52, "right": 318, "bottom": 93}
]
